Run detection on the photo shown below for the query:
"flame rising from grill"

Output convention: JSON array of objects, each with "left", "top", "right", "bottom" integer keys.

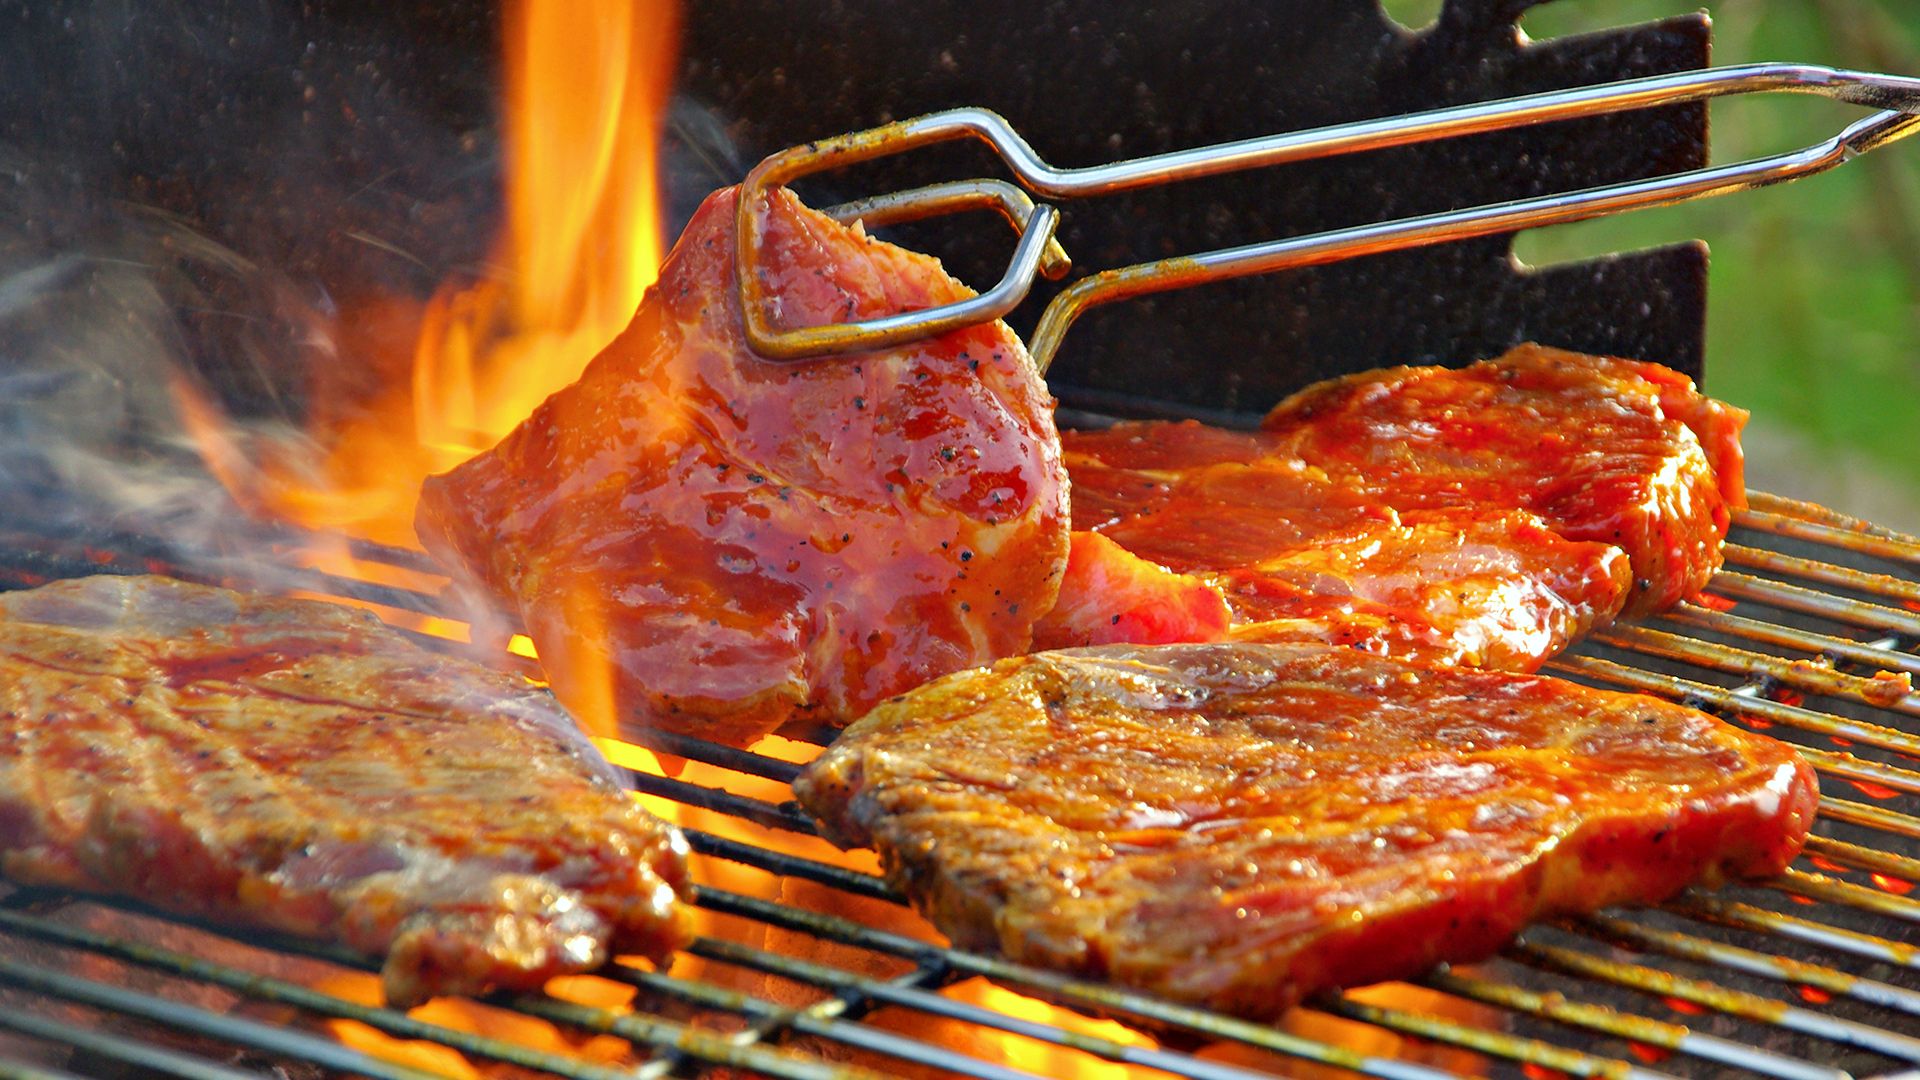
[
  {"left": 169, "top": 1, "right": 1213, "bottom": 1074},
  {"left": 176, "top": 0, "right": 676, "bottom": 550}
]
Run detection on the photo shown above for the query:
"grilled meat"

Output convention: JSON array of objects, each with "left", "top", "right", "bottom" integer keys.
[
  {"left": 0, "top": 575, "right": 692, "bottom": 1008},
  {"left": 1043, "top": 434, "right": 1632, "bottom": 669},
  {"left": 1262, "top": 343, "right": 1747, "bottom": 614},
  {"left": 796, "top": 642, "right": 1814, "bottom": 1020},
  {"left": 1042, "top": 346, "right": 1741, "bottom": 661},
  {"left": 416, "top": 186, "right": 1069, "bottom": 746}
]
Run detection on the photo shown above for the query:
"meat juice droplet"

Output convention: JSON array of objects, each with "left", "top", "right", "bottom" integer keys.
[
  {"left": 1796, "top": 985, "right": 1833, "bottom": 1005},
  {"left": 1871, "top": 874, "right": 1915, "bottom": 896},
  {"left": 1849, "top": 779, "right": 1903, "bottom": 800}
]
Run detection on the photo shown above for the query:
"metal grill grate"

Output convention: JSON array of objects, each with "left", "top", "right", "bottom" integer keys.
[{"left": 0, "top": 491, "right": 1917, "bottom": 1080}]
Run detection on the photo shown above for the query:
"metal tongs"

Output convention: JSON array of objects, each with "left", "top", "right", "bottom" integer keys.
[{"left": 733, "top": 63, "right": 1920, "bottom": 374}]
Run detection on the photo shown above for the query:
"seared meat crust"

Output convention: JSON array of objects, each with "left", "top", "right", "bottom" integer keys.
[
  {"left": 0, "top": 576, "right": 692, "bottom": 1008},
  {"left": 1044, "top": 346, "right": 1743, "bottom": 662},
  {"left": 417, "top": 186, "right": 1068, "bottom": 745},
  {"left": 1261, "top": 343, "right": 1747, "bottom": 614},
  {"left": 1045, "top": 447, "right": 1631, "bottom": 669},
  {"left": 796, "top": 642, "right": 1815, "bottom": 1019}
]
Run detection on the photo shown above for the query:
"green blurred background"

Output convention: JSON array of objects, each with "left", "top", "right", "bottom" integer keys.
[{"left": 1389, "top": 0, "right": 1920, "bottom": 530}]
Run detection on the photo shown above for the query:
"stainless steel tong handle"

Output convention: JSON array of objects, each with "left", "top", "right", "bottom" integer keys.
[{"left": 732, "top": 62, "right": 1920, "bottom": 374}]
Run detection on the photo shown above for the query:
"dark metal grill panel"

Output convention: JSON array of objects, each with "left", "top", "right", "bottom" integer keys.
[{"left": 0, "top": 492, "right": 1917, "bottom": 1080}]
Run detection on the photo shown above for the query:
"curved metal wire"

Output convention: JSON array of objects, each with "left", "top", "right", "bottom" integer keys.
[{"left": 731, "top": 62, "right": 1920, "bottom": 371}]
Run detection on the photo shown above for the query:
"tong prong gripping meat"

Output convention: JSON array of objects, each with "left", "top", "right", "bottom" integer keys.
[{"left": 734, "top": 63, "right": 1920, "bottom": 374}]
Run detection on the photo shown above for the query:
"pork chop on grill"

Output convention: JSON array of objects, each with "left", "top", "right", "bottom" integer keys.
[
  {"left": 1042, "top": 345, "right": 1742, "bottom": 661},
  {"left": 1041, "top": 449, "right": 1631, "bottom": 669},
  {"left": 416, "top": 185, "right": 1069, "bottom": 746},
  {"left": 795, "top": 642, "right": 1814, "bottom": 1020},
  {"left": 1261, "top": 343, "right": 1747, "bottom": 615},
  {"left": 0, "top": 575, "right": 692, "bottom": 1008}
]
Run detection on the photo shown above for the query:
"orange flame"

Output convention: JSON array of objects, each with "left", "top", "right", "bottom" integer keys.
[
  {"left": 167, "top": 0, "right": 1446, "bottom": 1075},
  {"left": 177, "top": 0, "right": 678, "bottom": 551}
]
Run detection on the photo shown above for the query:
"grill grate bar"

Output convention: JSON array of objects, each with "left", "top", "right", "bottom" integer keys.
[
  {"left": 1809, "top": 803, "right": 1920, "bottom": 846},
  {"left": 0, "top": 900, "right": 900, "bottom": 1080},
  {"left": 1802, "top": 835, "right": 1920, "bottom": 882},
  {"left": 1507, "top": 939, "right": 1920, "bottom": 1064},
  {"left": 1818, "top": 796, "right": 1920, "bottom": 839},
  {"left": 1543, "top": 654, "right": 1920, "bottom": 756},
  {"left": 0, "top": 904, "right": 657, "bottom": 1080},
  {"left": 1797, "top": 749, "right": 1920, "bottom": 797},
  {"left": 686, "top": 935, "right": 1283, "bottom": 1080},
  {"left": 692, "top": 887, "right": 1459, "bottom": 1080},
  {"left": 1773, "top": 870, "right": 1920, "bottom": 924},
  {"left": 1723, "top": 544, "right": 1920, "bottom": 609},
  {"left": 1733, "top": 510, "right": 1920, "bottom": 566},
  {"left": 499, "top": 992, "right": 890, "bottom": 1080},
  {"left": 1308, "top": 994, "right": 1677, "bottom": 1080},
  {"left": 607, "top": 961, "right": 1048, "bottom": 1080},
  {"left": 683, "top": 827, "right": 903, "bottom": 902},
  {"left": 1738, "top": 496, "right": 1920, "bottom": 554},
  {"left": 620, "top": 730, "right": 806, "bottom": 783},
  {"left": 1591, "top": 623, "right": 1917, "bottom": 714},
  {"left": 0, "top": 955, "right": 448, "bottom": 1080},
  {"left": 1421, "top": 968, "right": 1845, "bottom": 1080},
  {"left": 1575, "top": 912, "right": 1920, "bottom": 1017},
  {"left": 1654, "top": 604, "right": 1920, "bottom": 677},
  {"left": 1663, "top": 894, "right": 1920, "bottom": 971},
  {"left": 626, "top": 769, "right": 818, "bottom": 833},
  {"left": 1706, "top": 573, "right": 1920, "bottom": 639},
  {"left": 0, "top": 1007, "right": 263, "bottom": 1080}
]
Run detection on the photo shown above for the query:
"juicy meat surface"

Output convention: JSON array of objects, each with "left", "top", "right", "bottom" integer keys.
[
  {"left": 796, "top": 642, "right": 1815, "bottom": 1020},
  {"left": 0, "top": 576, "right": 692, "bottom": 1008},
  {"left": 1043, "top": 345, "right": 1745, "bottom": 664},
  {"left": 1261, "top": 343, "right": 1748, "bottom": 614},
  {"left": 417, "top": 186, "right": 1069, "bottom": 746},
  {"left": 1045, "top": 433, "right": 1632, "bottom": 670}
]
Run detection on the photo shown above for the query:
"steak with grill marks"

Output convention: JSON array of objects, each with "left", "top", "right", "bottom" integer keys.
[
  {"left": 416, "top": 185, "right": 1069, "bottom": 747},
  {"left": 0, "top": 575, "right": 692, "bottom": 1008},
  {"left": 795, "top": 642, "right": 1815, "bottom": 1019}
]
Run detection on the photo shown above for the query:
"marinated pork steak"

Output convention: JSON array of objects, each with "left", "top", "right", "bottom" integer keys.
[
  {"left": 1261, "top": 344, "right": 1748, "bottom": 615},
  {"left": 1042, "top": 346, "right": 1743, "bottom": 661},
  {"left": 0, "top": 575, "right": 692, "bottom": 1008},
  {"left": 796, "top": 643, "right": 1815, "bottom": 1020},
  {"left": 1040, "top": 449, "right": 1631, "bottom": 670},
  {"left": 417, "top": 186, "right": 1069, "bottom": 746}
]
